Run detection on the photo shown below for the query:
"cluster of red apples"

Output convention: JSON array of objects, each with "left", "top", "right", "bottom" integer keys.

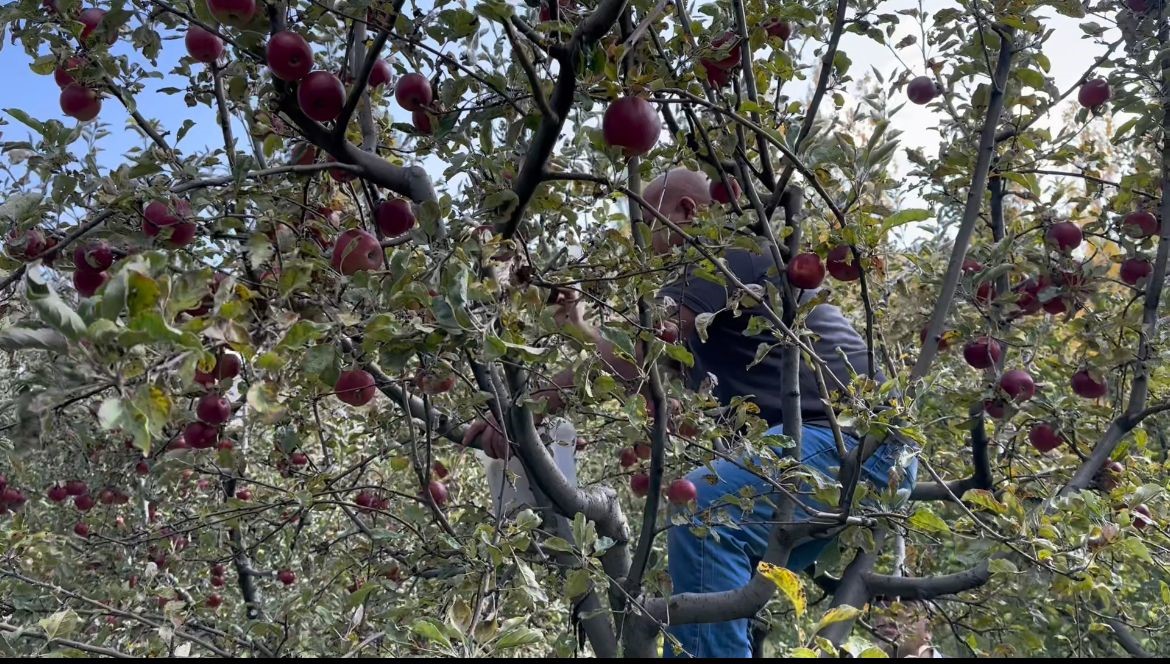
[{"left": 618, "top": 444, "right": 698, "bottom": 506}]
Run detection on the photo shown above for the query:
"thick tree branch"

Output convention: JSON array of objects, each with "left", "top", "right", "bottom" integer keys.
[
  {"left": 863, "top": 561, "right": 991, "bottom": 600},
  {"left": 911, "top": 403, "right": 990, "bottom": 501},
  {"left": 498, "top": 0, "right": 628, "bottom": 239}
]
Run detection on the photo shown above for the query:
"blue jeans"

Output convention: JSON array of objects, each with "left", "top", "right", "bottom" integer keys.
[{"left": 664, "top": 424, "right": 919, "bottom": 659}]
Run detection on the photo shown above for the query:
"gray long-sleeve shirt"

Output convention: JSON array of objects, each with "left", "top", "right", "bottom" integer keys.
[{"left": 657, "top": 248, "right": 877, "bottom": 427}]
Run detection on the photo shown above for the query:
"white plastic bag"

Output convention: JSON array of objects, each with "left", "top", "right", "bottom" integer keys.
[{"left": 477, "top": 418, "right": 579, "bottom": 519}]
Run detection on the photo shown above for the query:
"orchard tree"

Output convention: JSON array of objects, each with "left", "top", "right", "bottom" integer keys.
[{"left": 1, "top": 0, "right": 1169, "bottom": 658}]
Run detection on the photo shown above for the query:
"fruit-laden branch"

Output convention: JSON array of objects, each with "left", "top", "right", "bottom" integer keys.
[
  {"left": 334, "top": 0, "right": 403, "bottom": 140},
  {"left": 765, "top": 0, "right": 848, "bottom": 217},
  {"left": 0, "top": 621, "right": 132, "bottom": 658},
  {"left": 497, "top": 0, "right": 628, "bottom": 239},
  {"left": 994, "top": 39, "right": 1121, "bottom": 144},
  {"left": 1063, "top": 15, "right": 1170, "bottom": 495},
  {"left": 149, "top": 0, "right": 261, "bottom": 62},
  {"left": 0, "top": 211, "right": 117, "bottom": 293},
  {"left": 863, "top": 561, "right": 991, "bottom": 600},
  {"left": 911, "top": 29, "right": 1014, "bottom": 385},
  {"left": 654, "top": 89, "right": 845, "bottom": 225},
  {"left": 911, "top": 403, "right": 991, "bottom": 501}
]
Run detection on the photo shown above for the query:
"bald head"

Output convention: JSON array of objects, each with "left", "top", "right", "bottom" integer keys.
[
  {"left": 641, "top": 168, "right": 713, "bottom": 254},
  {"left": 641, "top": 168, "right": 712, "bottom": 223}
]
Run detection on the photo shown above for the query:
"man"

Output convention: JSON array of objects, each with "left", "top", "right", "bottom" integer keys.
[{"left": 464, "top": 168, "right": 918, "bottom": 658}]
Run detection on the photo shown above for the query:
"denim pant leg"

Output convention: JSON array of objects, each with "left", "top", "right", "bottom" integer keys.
[{"left": 664, "top": 426, "right": 843, "bottom": 659}]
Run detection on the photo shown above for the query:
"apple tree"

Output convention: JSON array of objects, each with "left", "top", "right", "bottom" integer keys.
[{"left": 1, "top": 0, "right": 1169, "bottom": 658}]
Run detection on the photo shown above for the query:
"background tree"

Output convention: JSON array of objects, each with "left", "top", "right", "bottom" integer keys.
[{"left": 0, "top": 0, "right": 1167, "bottom": 658}]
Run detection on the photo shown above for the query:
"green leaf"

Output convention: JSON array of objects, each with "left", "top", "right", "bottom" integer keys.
[
  {"left": 0, "top": 327, "right": 68, "bottom": 352},
  {"left": 1015, "top": 68, "right": 1047, "bottom": 90},
  {"left": 790, "top": 647, "right": 819, "bottom": 657},
  {"left": 247, "top": 382, "right": 286, "bottom": 419},
  {"left": 410, "top": 618, "right": 452, "bottom": 649},
  {"left": 495, "top": 625, "right": 542, "bottom": 649},
  {"left": 664, "top": 343, "right": 694, "bottom": 367},
  {"left": 879, "top": 209, "right": 931, "bottom": 235},
  {"left": 38, "top": 609, "right": 80, "bottom": 640},
  {"left": 26, "top": 268, "right": 87, "bottom": 341},
  {"left": 908, "top": 506, "right": 951, "bottom": 534},
  {"left": 564, "top": 568, "right": 590, "bottom": 600},
  {"left": 5, "top": 108, "right": 45, "bottom": 135}
]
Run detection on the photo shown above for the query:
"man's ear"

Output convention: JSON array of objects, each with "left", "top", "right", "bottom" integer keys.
[{"left": 679, "top": 195, "right": 698, "bottom": 220}]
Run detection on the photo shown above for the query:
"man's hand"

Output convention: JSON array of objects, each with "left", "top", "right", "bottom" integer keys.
[{"left": 462, "top": 414, "right": 512, "bottom": 460}]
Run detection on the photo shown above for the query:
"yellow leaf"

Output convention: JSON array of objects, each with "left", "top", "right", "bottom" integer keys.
[
  {"left": 758, "top": 561, "right": 805, "bottom": 618},
  {"left": 815, "top": 605, "right": 862, "bottom": 633},
  {"left": 790, "top": 647, "right": 819, "bottom": 657}
]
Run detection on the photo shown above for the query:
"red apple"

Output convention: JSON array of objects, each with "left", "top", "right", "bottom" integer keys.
[
  {"left": 236, "top": 488, "right": 252, "bottom": 501},
  {"left": 1099, "top": 460, "right": 1125, "bottom": 491},
  {"left": 538, "top": 0, "right": 572, "bottom": 21},
  {"left": 709, "top": 177, "right": 740, "bottom": 204},
  {"left": 962, "top": 258, "right": 984, "bottom": 274},
  {"left": 60, "top": 84, "right": 101, "bottom": 121},
  {"left": 375, "top": 199, "right": 416, "bottom": 237},
  {"left": 79, "top": 8, "right": 116, "bottom": 46},
  {"left": 331, "top": 228, "right": 382, "bottom": 275},
  {"left": 1078, "top": 78, "right": 1111, "bottom": 109},
  {"left": 1046, "top": 221, "right": 1083, "bottom": 253},
  {"left": 656, "top": 321, "right": 679, "bottom": 344},
  {"left": 47, "top": 484, "right": 68, "bottom": 503},
  {"left": 1071, "top": 368, "right": 1108, "bottom": 399},
  {"left": 368, "top": 58, "right": 392, "bottom": 88},
  {"left": 619, "top": 447, "right": 638, "bottom": 468},
  {"left": 184, "top": 421, "right": 219, "bottom": 449},
  {"left": 1120, "top": 257, "right": 1152, "bottom": 286},
  {"left": 763, "top": 17, "right": 792, "bottom": 40},
  {"left": 920, "top": 326, "right": 950, "bottom": 351},
  {"left": 635, "top": 443, "right": 652, "bottom": 460},
  {"left": 276, "top": 568, "right": 296, "bottom": 585},
  {"left": 73, "top": 522, "right": 90, "bottom": 537},
  {"left": 217, "top": 439, "right": 234, "bottom": 452},
  {"left": 54, "top": 55, "right": 85, "bottom": 88},
  {"left": 395, "top": 72, "right": 433, "bottom": 112},
  {"left": 1122, "top": 210, "right": 1158, "bottom": 238},
  {"left": 1029, "top": 423, "right": 1065, "bottom": 452},
  {"left": 1134, "top": 503, "right": 1153, "bottom": 530},
  {"left": 412, "top": 109, "right": 433, "bottom": 135},
  {"left": 907, "top": 75, "right": 939, "bottom": 105},
  {"left": 826, "top": 245, "right": 861, "bottom": 281},
  {"left": 667, "top": 478, "right": 697, "bottom": 505},
  {"left": 787, "top": 253, "right": 825, "bottom": 289},
  {"left": 290, "top": 451, "right": 308, "bottom": 466},
  {"left": 630, "top": 473, "right": 650, "bottom": 497},
  {"left": 72, "top": 268, "right": 108, "bottom": 297},
  {"left": 135, "top": 460, "right": 150, "bottom": 475},
  {"left": 196, "top": 393, "right": 231, "bottom": 424},
  {"left": 142, "top": 198, "right": 193, "bottom": 241},
  {"left": 974, "top": 281, "right": 995, "bottom": 304},
  {"left": 705, "top": 31, "right": 741, "bottom": 71},
  {"left": 1129, "top": 0, "right": 1152, "bottom": 12},
  {"left": 267, "top": 31, "right": 313, "bottom": 82},
  {"left": 185, "top": 25, "right": 224, "bottom": 64},
  {"left": 72, "top": 240, "right": 113, "bottom": 271},
  {"left": 297, "top": 71, "right": 345, "bottom": 122},
  {"left": 962, "top": 337, "right": 1002, "bottom": 369},
  {"left": 74, "top": 494, "right": 95, "bottom": 511},
  {"left": 1013, "top": 278, "right": 1042, "bottom": 315},
  {"left": 208, "top": 0, "right": 257, "bottom": 26},
  {"left": 999, "top": 369, "right": 1035, "bottom": 402},
  {"left": 206, "top": 593, "right": 223, "bottom": 608},
  {"left": 292, "top": 141, "right": 317, "bottom": 166},
  {"left": 196, "top": 352, "right": 242, "bottom": 385},
  {"left": 427, "top": 480, "right": 449, "bottom": 507},
  {"left": 65, "top": 480, "right": 87, "bottom": 497},
  {"left": 5, "top": 228, "right": 46, "bottom": 261},
  {"left": 335, "top": 369, "right": 376, "bottom": 406},
  {"left": 602, "top": 96, "right": 661, "bottom": 156},
  {"left": 355, "top": 490, "right": 375, "bottom": 510}
]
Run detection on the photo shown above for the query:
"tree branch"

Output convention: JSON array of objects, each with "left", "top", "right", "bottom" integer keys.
[
  {"left": 910, "top": 29, "right": 1014, "bottom": 384},
  {"left": 0, "top": 621, "right": 132, "bottom": 658},
  {"left": 863, "top": 561, "right": 991, "bottom": 600}
]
